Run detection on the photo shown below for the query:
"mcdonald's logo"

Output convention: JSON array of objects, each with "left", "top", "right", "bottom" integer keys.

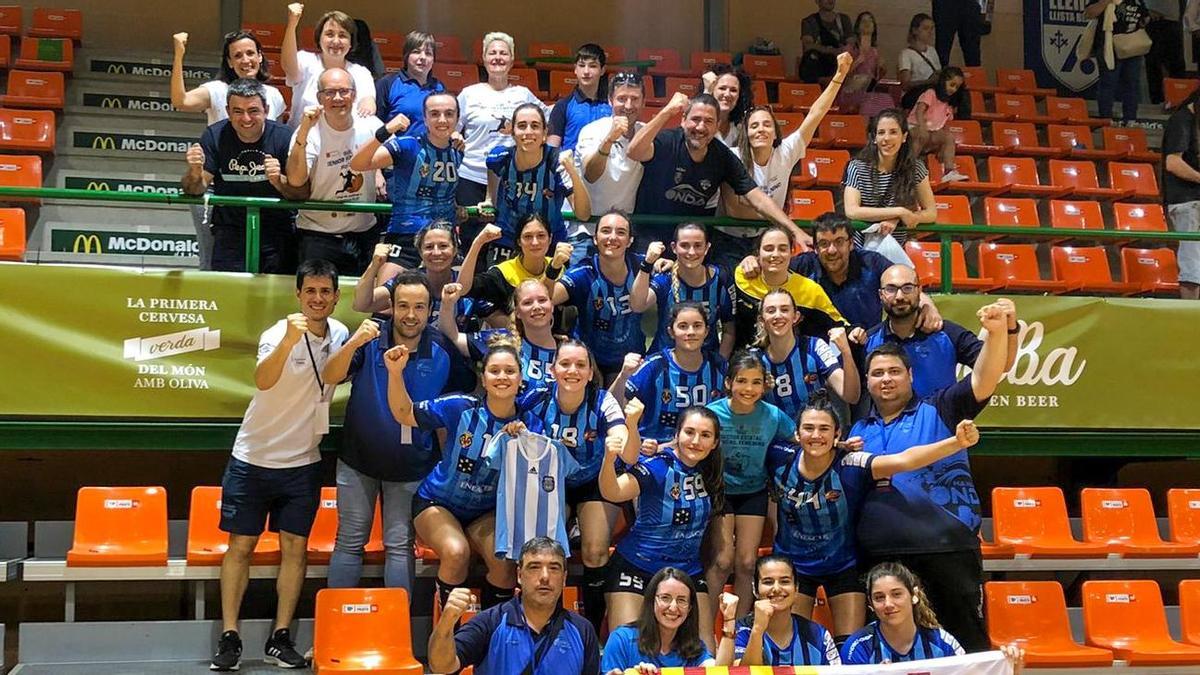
[
  {"left": 100, "top": 97, "right": 123, "bottom": 109},
  {"left": 72, "top": 234, "right": 103, "bottom": 254},
  {"left": 106, "top": 64, "right": 126, "bottom": 74},
  {"left": 91, "top": 136, "right": 116, "bottom": 150},
  {"left": 85, "top": 181, "right": 111, "bottom": 191}
]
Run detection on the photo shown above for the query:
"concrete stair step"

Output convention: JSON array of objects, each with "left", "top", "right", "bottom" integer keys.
[{"left": 26, "top": 204, "right": 197, "bottom": 268}]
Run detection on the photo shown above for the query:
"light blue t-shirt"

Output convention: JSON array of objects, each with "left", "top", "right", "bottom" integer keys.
[
  {"left": 600, "top": 624, "right": 712, "bottom": 672},
  {"left": 706, "top": 398, "right": 796, "bottom": 495}
]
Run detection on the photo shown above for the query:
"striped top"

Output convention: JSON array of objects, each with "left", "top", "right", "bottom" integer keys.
[{"left": 843, "top": 157, "right": 929, "bottom": 244}]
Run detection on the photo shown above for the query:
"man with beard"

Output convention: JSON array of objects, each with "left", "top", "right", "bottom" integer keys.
[
  {"left": 320, "top": 271, "right": 475, "bottom": 592},
  {"left": 864, "top": 264, "right": 1017, "bottom": 398},
  {"left": 852, "top": 300, "right": 1012, "bottom": 655},
  {"left": 628, "top": 92, "right": 809, "bottom": 254},
  {"left": 429, "top": 536, "right": 601, "bottom": 675}
]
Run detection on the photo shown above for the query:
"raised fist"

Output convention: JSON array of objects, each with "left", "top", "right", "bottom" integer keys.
[
  {"left": 551, "top": 242, "right": 573, "bottom": 267},
  {"left": 644, "top": 241, "right": 666, "bottom": 265},
  {"left": 558, "top": 149, "right": 575, "bottom": 171},
  {"left": 718, "top": 592, "right": 739, "bottom": 622},
  {"left": 666, "top": 91, "right": 690, "bottom": 114},
  {"left": 606, "top": 115, "right": 630, "bottom": 142},
  {"left": 835, "top": 51, "right": 854, "bottom": 76},
  {"left": 621, "top": 353, "right": 644, "bottom": 376},
  {"left": 752, "top": 598, "right": 775, "bottom": 628},
  {"left": 372, "top": 242, "right": 391, "bottom": 264},
  {"left": 442, "top": 282, "right": 463, "bottom": 303},
  {"left": 186, "top": 143, "right": 205, "bottom": 167},
  {"left": 827, "top": 326, "right": 849, "bottom": 350},
  {"left": 441, "top": 587, "right": 475, "bottom": 622},
  {"left": 383, "top": 344, "right": 410, "bottom": 374},
  {"left": 263, "top": 155, "right": 282, "bottom": 180},
  {"left": 286, "top": 3, "right": 304, "bottom": 21},
  {"left": 624, "top": 397, "right": 645, "bottom": 420},
  {"left": 478, "top": 224, "right": 503, "bottom": 245},
  {"left": 387, "top": 112, "right": 411, "bottom": 135},
  {"left": 955, "top": 419, "right": 980, "bottom": 449},
  {"left": 300, "top": 105, "right": 323, "bottom": 126},
  {"left": 173, "top": 32, "right": 188, "bottom": 52},
  {"left": 351, "top": 318, "right": 380, "bottom": 346},
  {"left": 284, "top": 312, "right": 308, "bottom": 344}
]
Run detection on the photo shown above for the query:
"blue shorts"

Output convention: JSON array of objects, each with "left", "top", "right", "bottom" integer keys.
[{"left": 219, "top": 457, "right": 322, "bottom": 538}]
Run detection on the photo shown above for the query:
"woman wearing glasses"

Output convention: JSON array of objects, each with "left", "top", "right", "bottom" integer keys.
[{"left": 601, "top": 567, "right": 716, "bottom": 674}]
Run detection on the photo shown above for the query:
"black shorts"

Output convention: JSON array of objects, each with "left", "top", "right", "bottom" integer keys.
[
  {"left": 411, "top": 493, "right": 489, "bottom": 525},
  {"left": 606, "top": 551, "right": 709, "bottom": 595},
  {"left": 296, "top": 226, "right": 378, "bottom": 278},
  {"left": 218, "top": 457, "right": 321, "bottom": 538},
  {"left": 793, "top": 566, "right": 864, "bottom": 599},
  {"left": 381, "top": 231, "right": 422, "bottom": 270},
  {"left": 722, "top": 489, "right": 770, "bottom": 517},
  {"left": 566, "top": 478, "right": 609, "bottom": 508}
]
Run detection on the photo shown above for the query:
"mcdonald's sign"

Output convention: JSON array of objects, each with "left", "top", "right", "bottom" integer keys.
[
  {"left": 85, "top": 181, "right": 111, "bottom": 191},
  {"left": 72, "top": 234, "right": 103, "bottom": 254},
  {"left": 106, "top": 63, "right": 126, "bottom": 75},
  {"left": 100, "top": 97, "right": 123, "bottom": 109},
  {"left": 91, "top": 136, "right": 116, "bottom": 150}
]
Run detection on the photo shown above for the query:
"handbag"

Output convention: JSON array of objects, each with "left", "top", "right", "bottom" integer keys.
[
  {"left": 1112, "top": 28, "right": 1152, "bottom": 58},
  {"left": 1075, "top": 19, "right": 1097, "bottom": 61}
]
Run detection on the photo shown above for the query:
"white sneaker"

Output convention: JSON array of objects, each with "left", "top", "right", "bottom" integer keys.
[{"left": 941, "top": 170, "right": 969, "bottom": 182}]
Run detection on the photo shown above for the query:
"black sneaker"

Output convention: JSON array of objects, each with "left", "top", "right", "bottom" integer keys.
[
  {"left": 264, "top": 628, "right": 308, "bottom": 669},
  {"left": 210, "top": 630, "right": 242, "bottom": 671}
]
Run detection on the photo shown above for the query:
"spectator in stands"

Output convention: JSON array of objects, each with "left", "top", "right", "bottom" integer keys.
[
  {"left": 865, "top": 265, "right": 1016, "bottom": 397},
  {"left": 851, "top": 299, "right": 1015, "bottom": 654},
  {"left": 1163, "top": 90, "right": 1200, "bottom": 299},
  {"left": 718, "top": 54, "right": 850, "bottom": 270},
  {"left": 843, "top": 109, "right": 937, "bottom": 254},
  {"left": 907, "top": 67, "right": 970, "bottom": 183},
  {"left": 601, "top": 567, "right": 716, "bottom": 671},
  {"left": 702, "top": 64, "right": 754, "bottom": 148},
  {"left": 350, "top": 92, "right": 463, "bottom": 271},
  {"left": 629, "top": 92, "right": 809, "bottom": 253},
  {"left": 374, "top": 31, "right": 444, "bottom": 138},
  {"left": 428, "top": 537, "right": 600, "bottom": 675},
  {"left": 457, "top": 31, "right": 546, "bottom": 246},
  {"left": 577, "top": 72, "right": 646, "bottom": 262},
  {"left": 286, "top": 69, "right": 382, "bottom": 276},
  {"left": 321, "top": 271, "right": 473, "bottom": 592},
  {"left": 837, "top": 12, "right": 882, "bottom": 109},
  {"left": 210, "top": 259, "right": 348, "bottom": 671},
  {"left": 281, "top": 3, "right": 376, "bottom": 125},
  {"left": 932, "top": 0, "right": 987, "bottom": 68},
  {"left": 347, "top": 18, "right": 385, "bottom": 78},
  {"left": 800, "top": 0, "right": 855, "bottom": 83},
  {"left": 171, "top": 30, "right": 286, "bottom": 270},
  {"left": 1085, "top": 0, "right": 1150, "bottom": 126},
  {"left": 898, "top": 14, "right": 941, "bottom": 107},
  {"left": 549, "top": 43, "right": 611, "bottom": 150},
  {"left": 1145, "top": 0, "right": 1186, "bottom": 106},
  {"left": 719, "top": 555, "right": 839, "bottom": 665},
  {"left": 182, "top": 78, "right": 307, "bottom": 274}
]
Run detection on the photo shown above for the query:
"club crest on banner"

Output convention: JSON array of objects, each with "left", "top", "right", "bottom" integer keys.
[{"left": 1031, "top": 0, "right": 1099, "bottom": 92}]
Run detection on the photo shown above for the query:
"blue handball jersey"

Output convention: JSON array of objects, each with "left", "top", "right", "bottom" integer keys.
[
  {"left": 733, "top": 614, "right": 840, "bottom": 666},
  {"left": 841, "top": 622, "right": 964, "bottom": 664},
  {"left": 413, "top": 395, "right": 545, "bottom": 521},
  {"left": 486, "top": 144, "right": 572, "bottom": 248},
  {"left": 562, "top": 255, "right": 646, "bottom": 370},
  {"left": 467, "top": 328, "right": 556, "bottom": 391},
  {"left": 766, "top": 443, "right": 876, "bottom": 577},
  {"left": 494, "top": 430, "right": 580, "bottom": 560},
  {"left": 648, "top": 266, "right": 734, "bottom": 354},
  {"left": 625, "top": 350, "right": 727, "bottom": 443},
  {"left": 760, "top": 337, "right": 842, "bottom": 422},
  {"left": 384, "top": 134, "right": 462, "bottom": 235},
  {"left": 517, "top": 385, "right": 625, "bottom": 486},
  {"left": 615, "top": 449, "right": 714, "bottom": 577}
]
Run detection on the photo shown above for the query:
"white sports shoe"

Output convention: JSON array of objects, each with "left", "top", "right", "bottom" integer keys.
[{"left": 941, "top": 170, "right": 970, "bottom": 182}]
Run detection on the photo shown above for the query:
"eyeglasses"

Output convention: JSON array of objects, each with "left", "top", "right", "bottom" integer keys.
[
  {"left": 655, "top": 594, "right": 690, "bottom": 609},
  {"left": 318, "top": 88, "right": 354, "bottom": 99},
  {"left": 881, "top": 283, "right": 919, "bottom": 296},
  {"left": 815, "top": 237, "right": 850, "bottom": 250},
  {"left": 611, "top": 72, "right": 643, "bottom": 86}
]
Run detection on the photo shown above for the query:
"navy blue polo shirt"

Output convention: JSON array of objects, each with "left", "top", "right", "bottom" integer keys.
[
  {"left": 455, "top": 597, "right": 601, "bottom": 675},
  {"left": 548, "top": 87, "right": 612, "bottom": 151},
  {"left": 375, "top": 69, "right": 445, "bottom": 138},
  {"left": 791, "top": 248, "right": 891, "bottom": 332},
  {"left": 340, "top": 323, "right": 474, "bottom": 482},
  {"left": 851, "top": 376, "right": 988, "bottom": 556},
  {"left": 863, "top": 319, "right": 983, "bottom": 398}
]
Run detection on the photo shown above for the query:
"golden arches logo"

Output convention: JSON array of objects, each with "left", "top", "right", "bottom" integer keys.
[
  {"left": 91, "top": 136, "right": 116, "bottom": 150},
  {"left": 100, "top": 97, "right": 123, "bottom": 109},
  {"left": 85, "top": 181, "right": 111, "bottom": 191},
  {"left": 106, "top": 64, "right": 126, "bottom": 74},
  {"left": 72, "top": 234, "right": 103, "bottom": 254}
]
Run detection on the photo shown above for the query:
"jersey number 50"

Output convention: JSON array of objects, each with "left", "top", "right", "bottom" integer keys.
[{"left": 673, "top": 384, "right": 709, "bottom": 408}]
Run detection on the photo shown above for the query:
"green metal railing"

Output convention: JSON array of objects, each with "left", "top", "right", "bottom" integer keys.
[{"left": 5, "top": 185, "right": 1200, "bottom": 293}]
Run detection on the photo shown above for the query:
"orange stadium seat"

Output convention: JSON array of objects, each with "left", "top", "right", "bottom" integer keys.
[
  {"left": 778, "top": 82, "right": 821, "bottom": 112},
  {"left": 14, "top": 37, "right": 74, "bottom": 72},
  {"left": 1046, "top": 124, "right": 1121, "bottom": 160},
  {"left": 0, "top": 5, "right": 21, "bottom": 36},
  {"left": 986, "top": 581, "right": 1114, "bottom": 667},
  {"left": 307, "top": 487, "right": 384, "bottom": 565},
  {"left": 946, "top": 120, "right": 1003, "bottom": 156},
  {"left": 561, "top": 586, "right": 582, "bottom": 613},
  {"left": 906, "top": 240, "right": 999, "bottom": 292},
  {"left": 994, "top": 68, "right": 1055, "bottom": 96},
  {"left": 601, "top": 45, "right": 626, "bottom": 65},
  {"left": 0, "top": 35, "right": 10, "bottom": 69},
  {"left": 1048, "top": 159, "right": 1133, "bottom": 201},
  {"left": 1083, "top": 580, "right": 1200, "bottom": 666},
  {"left": 431, "top": 63, "right": 477, "bottom": 95},
  {"left": 750, "top": 79, "right": 768, "bottom": 105},
  {"left": 185, "top": 486, "right": 281, "bottom": 566},
  {"left": 1101, "top": 126, "right": 1160, "bottom": 163},
  {"left": 928, "top": 156, "right": 1006, "bottom": 195},
  {"left": 528, "top": 41, "right": 572, "bottom": 71},
  {"left": 980, "top": 534, "right": 1016, "bottom": 559},
  {"left": 0, "top": 154, "right": 41, "bottom": 192},
  {"left": 690, "top": 51, "right": 732, "bottom": 74},
  {"left": 28, "top": 8, "right": 82, "bottom": 42},
  {"left": 960, "top": 66, "right": 995, "bottom": 93},
  {"left": 505, "top": 68, "right": 544, "bottom": 96},
  {"left": 969, "top": 90, "right": 1002, "bottom": 122},
  {"left": 788, "top": 190, "right": 835, "bottom": 221},
  {"left": 992, "top": 487, "right": 1108, "bottom": 556},
  {"left": 814, "top": 114, "right": 865, "bottom": 149},
  {"left": 66, "top": 486, "right": 168, "bottom": 566},
  {"left": 1182, "top": 580, "right": 1200, "bottom": 647},
  {"left": 1108, "top": 162, "right": 1160, "bottom": 201},
  {"left": 1113, "top": 202, "right": 1168, "bottom": 233},
  {"left": 0, "top": 70, "right": 65, "bottom": 109},
  {"left": 772, "top": 112, "right": 804, "bottom": 137},
  {"left": 984, "top": 196, "right": 1042, "bottom": 232},
  {"left": 1164, "top": 78, "right": 1199, "bottom": 109},
  {"left": 648, "top": 76, "right": 699, "bottom": 106},
  {"left": 314, "top": 588, "right": 423, "bottom": 675},
  {"left": 793, "top": 148, "right": 849, "bottom": 188},
  {"left": 933, "top": 194, "right": 973, "bottom": 224},
  {"left": 0, "top": 108, "right": 55, "bottom": 153},
  {"left": 1049, "top": 200, "right": 1105, "bottom": 233},
  {"left": 637, "top": 48, "right": 687, "bottom": 77},
  {"left": 1045, "top": 96, "right": 1109, "bottom": 127},
  {"left": 433, "top": 35, "right": 466, "bottom": 64},
  {"left": 0, "top": 207, "right": 26, "bottom": 260},
  {"left": 1081, "top": 488, "right": 1200, "bottom": 556},
  {"left": 370, "top": 31, "right": 406, "bottom": 62},
  {"left": 991, "top": 93, "right": 1049, "bottom": 123},
  {"left": 811, "top": 586, "right": 834, "bottom": 631},
  {"left": 1121, "top": 247, "right": 1180, "bottom": 295},
  {"left": 743, "top": 54, "right": 785, "bottom": 81},
  {"left": 241, "top": 23, "right": 284, "bottom": 52},
  {"left": 987, "top": 157, "right": 1068, "bottom": 198},
  {"left": 991, "top": 121, "right": 1059, "bottom": 158},
  {"left": 1050, "top": 246, "right": 1138, "bottom": 295},
  {"left": 1168, "top": 489, "right": 1200, "bottom": 545},
  {"left": 549, "top": 71, "right": 578, "bottom": 100}
]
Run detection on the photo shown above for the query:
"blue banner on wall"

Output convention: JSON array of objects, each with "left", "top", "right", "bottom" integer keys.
[{"left": 1023, "top": 0, "right": 1100, "bottom": 94}]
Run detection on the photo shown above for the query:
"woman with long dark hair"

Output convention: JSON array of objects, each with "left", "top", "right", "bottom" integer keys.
[
  {"left": 701, "top": 64, "right": 755, "bottom": 148},
  {"left": 602, "top": 567, "right": 716, "bottom": 672},
  {"left": 842, "top": 109, "right": 936, "bottom": 248}
]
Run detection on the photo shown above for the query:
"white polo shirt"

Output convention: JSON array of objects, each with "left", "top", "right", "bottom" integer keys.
[
  {"left": 575, "top": 116, "right": 645, "bottom": 214},
  {"left": 232, "top": 318, "right": 349, "bottom": 469},
  {"left": 293, "top": 115, "right": 382, "bottom": 234}
]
